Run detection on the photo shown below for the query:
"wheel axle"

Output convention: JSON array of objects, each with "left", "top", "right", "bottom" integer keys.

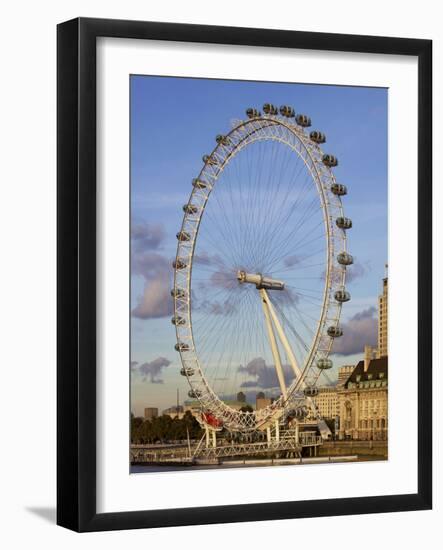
[{"left": 237, "top": 270, "right": 285, "bottom": 291}]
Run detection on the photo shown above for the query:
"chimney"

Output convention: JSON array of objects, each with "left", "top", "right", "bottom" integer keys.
[{"left": 364, "top": 345, "right": 376, "bottom": 372}]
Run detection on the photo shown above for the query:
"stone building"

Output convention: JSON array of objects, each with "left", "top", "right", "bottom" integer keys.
[
  {"left": 327, "top": 275, "right": 388, "bottom": 440},
  {"left": 337, "top": 356, "right": 388, "bottom": 440}
]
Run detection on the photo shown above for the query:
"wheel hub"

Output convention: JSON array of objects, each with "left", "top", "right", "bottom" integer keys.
[{"left": 237, "top": 270, "right": 285, "bottom": 291}]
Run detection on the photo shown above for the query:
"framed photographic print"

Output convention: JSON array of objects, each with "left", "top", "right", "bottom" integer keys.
[{"left": 57, "top": 17, "right": 432, "bottom": 532}]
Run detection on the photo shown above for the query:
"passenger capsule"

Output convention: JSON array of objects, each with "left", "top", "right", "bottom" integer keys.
[
  {"left": 322, "top": 154, "right": 338, "bottom": 167},
  {"left": 309, "top": 130, "right": 326, "bottom": 143},
  {"left": 192, "top": 178, "right": 208, "bottom": 190},
  {"left": 171, "top": 288, "right": 186, "bottom": 299},
  {"left": 175, "top": 342, "right": 190, "bottom": 352},
  {"left": 263, "top": 103, "right": 278, "bottom": 115},
  {"left": 188, "top": 389, "right": 202, "bottom": 399},
  {"left": 330, "top": 183, "right": 347, "bottom": 196},
  {"left": 296, "top": 114, "right": 312, "bottom": 127},
  {"left": 246, "top": 108, "right": 261, "bottom": 118},
  {"left": 337, "top": 252, "right": 354, "bottom": 265},
  {"left": 294, "top": 406, "right": 308, "bottom": 419},
  {"left": 183, "top": 203, "right": 198, "bottom": 215},
  {"left": 317, "top": 358, "right": 333, "bottom": 370},
  {"left": 180, "top": 367, "right": 195, "bottom": 377},
  {"left": 303, "top": 386, "right": 319, "bottom": 397},
  {"left": 334, "top": 289, "right": 351, "bottom": 303},
  {"left": 216, "top": 134, "right": 230, "bottom": 146},
  {"left": 176, "top": 231, "right": 191, "bottom": 242},
  {"left": 327, "top": 326, "right": 343, "bottom": 338},
  {"left": 172, "top": 258, "right": 187, "bottom": 270},
  {"left": 336, "top": 217, "right": 353, "bottom": 230},
  {"left": 171, "top": 315, "right": 186, "bottom": 326},
  {"left": 202, "top": 154, "right": 218, "bottom": 166},
  {"left": 279, "top": 105, "right": 295, "bottom": 117}
]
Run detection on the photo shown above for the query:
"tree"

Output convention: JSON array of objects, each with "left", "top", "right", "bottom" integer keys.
[
  {"left": 237, "top": 391, "right": 246, "bottom": 403},
  {"left": 131, "top": 416, "right": 144, "bottom": 443},
  {"left": 130, "top": 411, "right": 203, "bottom": 444}
]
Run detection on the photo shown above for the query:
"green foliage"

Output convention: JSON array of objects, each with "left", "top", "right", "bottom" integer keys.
[
  {"left": 239, "top": 405, "right": 253, "bottom": 413},
  {"left": 131, "top": 411, "right": 203, "bottom": 444}
]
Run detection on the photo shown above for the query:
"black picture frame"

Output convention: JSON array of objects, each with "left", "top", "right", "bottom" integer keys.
[{"left": 57, "top": 17, "right": 432, "bottom": 532}]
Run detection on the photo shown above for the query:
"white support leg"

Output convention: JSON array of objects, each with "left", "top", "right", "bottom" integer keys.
[
  {"left": 212, "top": 429, "right": 216, "bottom": 448},
  {"left": 260, "top": 289, "right": 287, "bottom": 400},
  {"left": 262, "top": 288, "right": 304, "bottom": 382},
  {"left": 275, "top": 419, "right": 280, "bottom": 442}
]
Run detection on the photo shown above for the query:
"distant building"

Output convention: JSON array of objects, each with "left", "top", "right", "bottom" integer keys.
[
  {"left": 144, "top": 407, "right": 158, "bottom": 420},
  {"left": 378, "top": 275, "right": 388, "bottom": 357},
  {"left": 162, "top": 405, "right": 184, "bottom": 419},
  {"left": 313, "top": 386, "right": 339, "bottom": 420},
  {"left": 183, "top": 400, "right": 200, "bottom": 414},
  {"left": 256, "top": 393, "right": 272, "bottom": 410}
]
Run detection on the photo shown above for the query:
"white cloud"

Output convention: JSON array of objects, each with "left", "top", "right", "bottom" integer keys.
[
  {"left": 332, "top": 307, "right": 377, "bottom": 356},
  {"left": 132, "top": 277, "right": 173, "bottom": 319}
]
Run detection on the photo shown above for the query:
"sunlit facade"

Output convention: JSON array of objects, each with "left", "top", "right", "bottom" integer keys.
[
  {"left": 337, "top": 357, "right": 388, "bottom": 440},
  {"left": 378, "top": 275, "right": 388, "bottom": 357},
  {"left": 336, "top": 276, "right": 388, "bottom": 440}
]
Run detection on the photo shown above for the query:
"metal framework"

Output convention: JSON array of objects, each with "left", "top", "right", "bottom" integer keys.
[
  {"left": 130, "top": 432, "right": 323, "bottom": 464},
  {"left": 172, "top": 107, "right": 351, "bottom": 433}
]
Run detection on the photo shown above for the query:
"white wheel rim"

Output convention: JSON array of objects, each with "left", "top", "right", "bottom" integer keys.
[{"left": 173, "top": 114, "right": 349, "bottom": 432}]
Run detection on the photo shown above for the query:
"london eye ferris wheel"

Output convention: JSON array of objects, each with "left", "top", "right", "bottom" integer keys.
[{"left": 172, "top": 103, "right": 353, "bottom": 433}]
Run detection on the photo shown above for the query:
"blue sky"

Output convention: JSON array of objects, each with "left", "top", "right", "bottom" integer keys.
[{"left": 130, "top": 75, "right": 387, "bottom": 416}]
